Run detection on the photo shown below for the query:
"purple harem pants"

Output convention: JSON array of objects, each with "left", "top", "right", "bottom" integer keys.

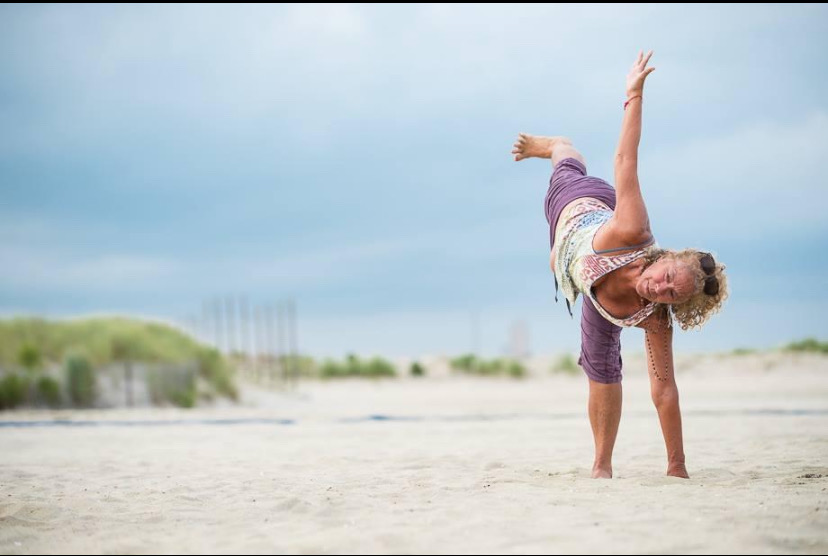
[{"left": 544, "top": 158, "right": 623, "bottom": 384}]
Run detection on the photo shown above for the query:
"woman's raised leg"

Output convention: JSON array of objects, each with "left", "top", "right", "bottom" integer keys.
[{"left": 512, "top": 133, "right": 585, "bottom": 167}]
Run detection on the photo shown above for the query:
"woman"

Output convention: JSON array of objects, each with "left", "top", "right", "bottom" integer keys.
[{"left": 512, "top": 51, "right": 728, "bottom": 479}]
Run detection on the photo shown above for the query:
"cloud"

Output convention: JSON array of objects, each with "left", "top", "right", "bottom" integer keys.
[
  {"left": 217, "top": 237, "right": 412, "bottom": 288},
  {"left": 2, "top": 5, "right": 827, "bottom": 354},
  {"left": 641, "top": 111, "right": 828, "bottom": 241},
  {"left": 0, "top": 246, "right": 177, "bottom": 291}
]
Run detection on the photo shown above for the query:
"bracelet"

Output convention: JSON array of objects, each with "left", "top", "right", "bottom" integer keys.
[{"left": 624, "top": 95, "right": 642, "bottom": 110}]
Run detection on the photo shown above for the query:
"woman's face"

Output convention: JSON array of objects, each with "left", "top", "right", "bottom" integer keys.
[{"left": 636, "top": 259, "right": 696, "bottom": 304}]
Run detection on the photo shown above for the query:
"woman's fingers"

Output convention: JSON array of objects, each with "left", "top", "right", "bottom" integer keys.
[{"left": 642, "top": 50, "right": 654, "bottom": 69}]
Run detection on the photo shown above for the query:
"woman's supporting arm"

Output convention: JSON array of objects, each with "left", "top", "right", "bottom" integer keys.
[{"left": 638, "top": 311, "right": 689, "bottom": 478}]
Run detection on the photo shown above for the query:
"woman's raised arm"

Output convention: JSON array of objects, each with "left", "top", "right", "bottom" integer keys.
[{"left": 605, "top": 51, "right": 657, "bottom": 244}]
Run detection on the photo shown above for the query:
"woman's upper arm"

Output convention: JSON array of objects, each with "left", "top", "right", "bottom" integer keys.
[
  {"left": 592, "top": 160, "right": 653, "bottom": 251},
  {"left": 637, "top": 310, "right": 676, "bottom": 386},
  {"left": 611, "top": 158, "right": 652, "bottom": 240}
]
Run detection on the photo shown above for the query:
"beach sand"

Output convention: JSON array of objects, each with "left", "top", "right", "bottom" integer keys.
[{"left": 1, "top": 352, "right": 827, "bottom": 554}]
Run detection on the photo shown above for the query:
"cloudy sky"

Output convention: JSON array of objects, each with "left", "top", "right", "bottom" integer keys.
[{"left": 1, "top": 4, "right": 826, "bottom": 358}]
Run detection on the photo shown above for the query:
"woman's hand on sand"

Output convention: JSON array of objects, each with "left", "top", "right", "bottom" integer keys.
[{"left": 626, "top": 50, "right": 655, "bottom": 98}]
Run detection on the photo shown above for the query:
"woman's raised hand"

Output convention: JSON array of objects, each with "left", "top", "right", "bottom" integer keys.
[{"left": 626, "top": 50, "right": 655, "bottom": 98}]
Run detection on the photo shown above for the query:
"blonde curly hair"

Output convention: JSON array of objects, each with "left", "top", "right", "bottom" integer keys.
[{"left": 641, "top": 247, "right": 728, "bottom": 331}]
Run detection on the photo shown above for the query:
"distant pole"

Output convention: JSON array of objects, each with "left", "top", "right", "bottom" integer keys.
[
  {"left": 125, "top": 359, "right": 133, "bottom": 408},
  {"left": 265, "top": 304, "right": 275, "bottom": 379},
  {"left": 471, "top": 310, "right": 480, "bottom": 356},
  {"left": 240, "top": 295, "right": 250, "bottom": 363},
  {"left": 253, "top": 305, "right": 262, "bottom": 376},
  {"left": 202, "top": 299, "right": 211, "bottom": 347},
  {"left": 214, "top": 297, "right": 224, "bottom": 353},
  {"left": 509, "top": 320, "right": 530, "bottom": 360},
  {"left": 277, "top": 301, "right": 286, "bottom": 382},
  {"left": 288, "top": 298, "right": 298, "bottom": 383},
  {"left": 189, "top": 314, "right": 198, "bottom": 340},
  {"left": 225, "top": 295, "right": 236, "bottom": 357}
]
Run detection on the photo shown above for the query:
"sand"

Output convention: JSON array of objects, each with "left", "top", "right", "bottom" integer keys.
[{"left": 1, "top": 352, "right": 826, "bottom": 554}]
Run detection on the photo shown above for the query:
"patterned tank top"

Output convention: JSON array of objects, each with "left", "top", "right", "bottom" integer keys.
[{"left": 553, "top": 198, "right": 657, "bottom": 327}]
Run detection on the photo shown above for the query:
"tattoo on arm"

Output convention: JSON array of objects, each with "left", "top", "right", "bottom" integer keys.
[{"left": 645, "top": 324, "right": 670, "bottom": 382}]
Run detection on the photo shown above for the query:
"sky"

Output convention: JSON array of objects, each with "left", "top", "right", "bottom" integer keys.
[{"left": 1, "top": 4, "right": 827, "bottom": 358}]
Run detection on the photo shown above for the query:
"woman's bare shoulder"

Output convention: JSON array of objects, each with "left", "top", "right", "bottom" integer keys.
[{"left": 593, "top": 219, "right": 654, "bottom": 254}]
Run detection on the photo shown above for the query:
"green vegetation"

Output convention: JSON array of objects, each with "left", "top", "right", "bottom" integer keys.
[
  {"left": 18, "top": 344, "right": 42, "bottom": 372},
  {"left": 0, "top": 317, "right": 210, "bottom": 368},
  {"left": 319, "top": 354, "right": 396, "bottom": 379},
  {"left": 65, "top": 353, "right": 96, "bottom": 407},
  {"left": 0, "top": 317, "right": 238, "bottom": 408},
  {"left": 0, "top": 373, "right": 29, "bottom": 410},
  {"left": 551, "top": 353, "right": 579, "bottom": 375},
  {"left": 410, "top": 362, "right": 425, "bottom": 377},
  {"left": 278, "top": 354, "right": 318, "bottom": 379},
  {"left": 449, "top": 354, "right": 526, "bottom": 378},
  {"left": 35, "top": 376, "right": 62, "bottom": 407},
  {"left": 148, "top": 366, "right": 197, "bottom": 408},
  {"left": 784, "top": 338, "right": 828, "bottom": 354},
  {"left": 195, "top": 349, "right": 238, "bottom": 400}
]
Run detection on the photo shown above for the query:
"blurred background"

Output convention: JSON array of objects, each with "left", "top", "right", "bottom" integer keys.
[{"left": 1, "top": 4, "right": 827, "bottom": 409}]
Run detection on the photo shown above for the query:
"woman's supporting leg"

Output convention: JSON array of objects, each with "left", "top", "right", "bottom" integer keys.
[
  {"left": 588, "top": 379, "right": 622, "bottom": 478},
  {"left": 580, "top": 297, "right": 624, "bottom": 478}
]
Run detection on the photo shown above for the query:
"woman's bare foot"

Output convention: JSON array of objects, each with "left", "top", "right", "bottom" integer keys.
[
  {"left": 592, "top": 465, "right": 612, "bottom": 479},
  {"left": 666, "top": 462, "right": 689, "bottom": 479},
  {"left": 511, "top": 133, "right": 557, "bottom": 161}
]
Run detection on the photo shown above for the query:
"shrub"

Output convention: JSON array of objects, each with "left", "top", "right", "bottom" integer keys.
[
  {"left": 196, "top": 348, "right": 238, "bottom": 400},
  {"left": 506, "top": 361, "right": 526, "bottom": 378},
  {"left": 410, "top": 362, "right": 425, "bottom": 377},
  {"left": 319, "top": 354, "right": 396, "bottom": 379},
  {"left": 551, "top": 354, "right": 579, "bottom": 375},
  {"left": 65, "top": 354, "right": 96, "bottom": 407},
  {"left": 18, "top": 344, "right": 42, "bottom": 372},
  {"left": 0, "top": 373, "right": 28, "bottom": 410},
  {"left": 784, "top": 338, "right": 828, "bottom": 354},
  {"left": 36, "top": 376, "right": 62, "bottom": 408},
  {"left": 148, "top": 367, "right": 197, "bottom": 408},
  {"left": 450, "top": 355, "right": 526, "bottom": 379}
]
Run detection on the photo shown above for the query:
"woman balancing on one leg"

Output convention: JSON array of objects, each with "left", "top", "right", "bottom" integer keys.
[{"left": 512, "top": 50, "right": 728, "bottom": 479}]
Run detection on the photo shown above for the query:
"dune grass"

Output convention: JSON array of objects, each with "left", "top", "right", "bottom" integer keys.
[
  {"left": 0, "top": 317, "right": 237, "bottom": 406},
  {"left": 783, "top": 338, "right": 828, "bottom": 354}
]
